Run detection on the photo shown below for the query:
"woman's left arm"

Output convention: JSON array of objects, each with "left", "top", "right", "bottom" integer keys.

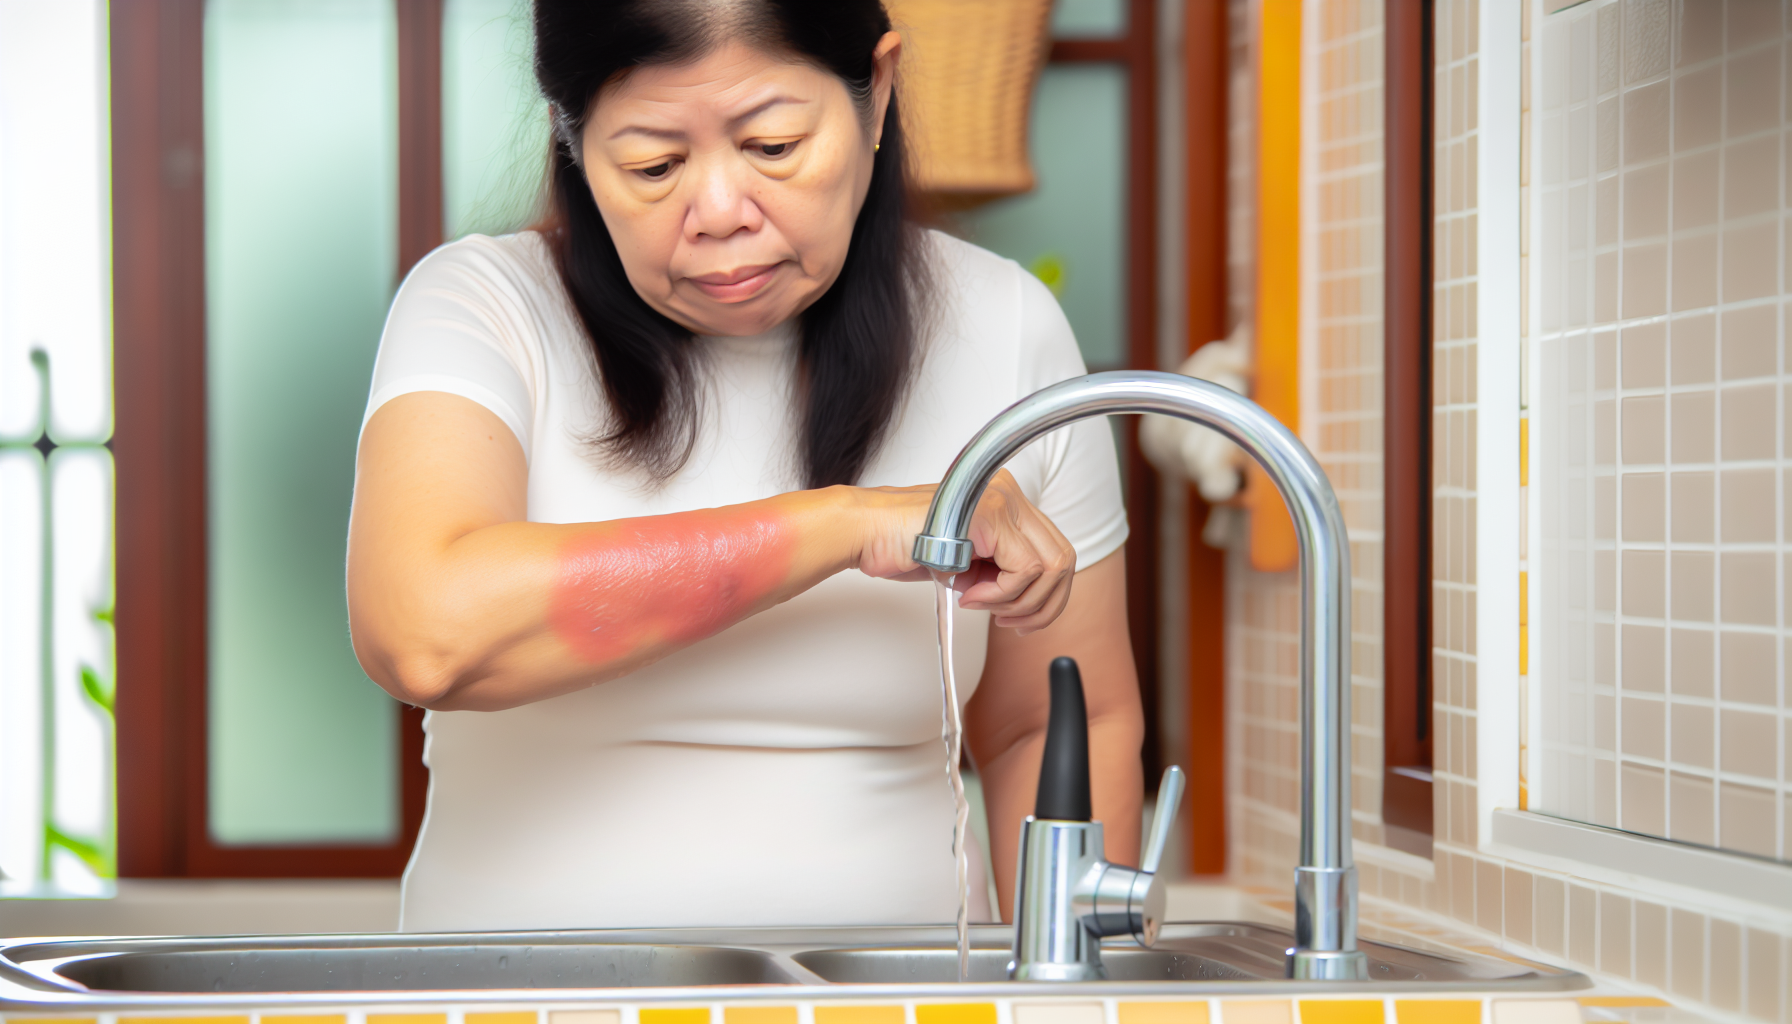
[{"left": 965, "top": 548, "right": 1144, "bottom": 922}]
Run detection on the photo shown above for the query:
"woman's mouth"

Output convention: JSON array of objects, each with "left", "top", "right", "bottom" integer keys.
[{"left": 687, "top": 263, "right": 781, "bottom": 302}]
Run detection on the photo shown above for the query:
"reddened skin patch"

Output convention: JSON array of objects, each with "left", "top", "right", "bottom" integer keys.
[{"left": 549, "top": 507, "right": 796, "bottom": 662}]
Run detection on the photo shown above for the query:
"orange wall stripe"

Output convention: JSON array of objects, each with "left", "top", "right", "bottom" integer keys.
[{"left": 1249, "top": 0, "right": 1302, "bottom": 572}]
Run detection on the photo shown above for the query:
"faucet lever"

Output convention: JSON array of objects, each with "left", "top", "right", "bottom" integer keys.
[{"left": 1140, "top": 766, "right": 1186, "bottom": 876}]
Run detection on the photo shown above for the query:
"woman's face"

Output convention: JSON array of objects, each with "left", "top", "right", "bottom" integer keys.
[{"left": 581, "top": 33, "right": 901, "bottom": 337}]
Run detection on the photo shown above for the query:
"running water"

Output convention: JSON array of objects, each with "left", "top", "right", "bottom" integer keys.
[{"left": 931, "top": 570, "right": 972, "bottom": 983}]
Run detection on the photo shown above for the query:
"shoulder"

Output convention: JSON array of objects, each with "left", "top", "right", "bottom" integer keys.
[
  {"left": 921, "top": 229, "right": 1046, "bottom": 306},
  {"left": 918, "top": 229, "right": 1084, "bottom": 390},
  {"left": 399, "top": 231, "right": 562, "bottom": 304}
]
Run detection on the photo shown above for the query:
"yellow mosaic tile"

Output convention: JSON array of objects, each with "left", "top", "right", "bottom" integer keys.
[
  {"left": 640, "top": 1009, "right": 713, "bottom": 1024},
  {"left": 1118, "top": 1005, "right": 1208, "bottom": 1024},
  {"left": 1012, "top": 1003, "right": 1103, "bottom": 1024},
  {"left": 467, "top": 1013, "right": 538, "bottom": 1024},
  {"left": 261, "top": 1016, "right": 347, "bottom": 1024},
  {"left": 1217, "top": 1003, "right": 1290, "bottom": 1024},
  {"left": 367, "top": 1014, "right": 446, "bottom": 1024},
  {"left": 914, "top": 1004, "right": 997, "bottom": 1024},
  {"left": 121, "top": 1017, "right": 250, "bottom": 1024},
  {"left": 724, "top": 1009, "right": 797, "bottom": 1024},
  {"left": 813, "top": 1006, "right": 905, "bottom": 1024},
  {"left": 1393, "top": 1002, "right": 1481, "bottom": 1024},
  {"left": 549, "top": 1012, "right": 620, "bottom": 1024},
  {"left": 1298, "top": 1003, "right": 1383, "bottom": 1024}
]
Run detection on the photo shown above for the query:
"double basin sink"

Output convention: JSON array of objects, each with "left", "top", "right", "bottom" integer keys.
[{"left": 0, "top": 923, "right": 1584, "bottom": 1005}]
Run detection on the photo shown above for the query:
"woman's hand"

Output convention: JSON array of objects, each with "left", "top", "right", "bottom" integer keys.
[{"left": 849, "top": 469, "right": 1078, "bottom": 635}]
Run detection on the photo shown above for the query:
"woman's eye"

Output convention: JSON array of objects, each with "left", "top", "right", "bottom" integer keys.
[
  {"left": 640, "top": 161, "right": 673, "bottom": 179},
  {"left": 753, "top": 141, "right": 797, "bottom": 158}
]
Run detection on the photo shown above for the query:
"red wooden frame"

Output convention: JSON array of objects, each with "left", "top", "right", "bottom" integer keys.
[
  {"left": 114, "top": 0, "right": 437, "bottom": 878},
  {"left": 1049, "top": 0, "right": 1163, "bottom": 780},
  {"left": 1381, "top": 0, "right": 1435, "bottom": 843},
  {"left": 1181, "top": 0, "right": 1231, "bottom": 876}
]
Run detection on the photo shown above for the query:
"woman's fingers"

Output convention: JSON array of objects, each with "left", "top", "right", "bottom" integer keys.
[
  {"left": 957, "top": 471, "right": 1077, "bottom": 632},
  {"left": 852, "top": 471, "right": 1078, "bottom": 632}
]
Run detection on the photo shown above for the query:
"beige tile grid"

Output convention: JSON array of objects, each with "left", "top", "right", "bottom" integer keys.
[
  {"left": 1227, "top": 0, "right": 1393, "bottom": 888},
  {"left": 1529, "top": 0, "right": 1791, "bottom": 863},
  {"left": 1433, "top": 0, "right": 1484, "bottom": 855}
]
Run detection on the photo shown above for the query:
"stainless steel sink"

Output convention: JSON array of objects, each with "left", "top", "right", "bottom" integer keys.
[
  {"left": 50, "top": 942, "right": 797, "bottom": 992},
  {"left": 0, "top": 922, "right": 1587, "bottom": 1010},
  {"left": 791, "top": 924, "right": 1574, "bottom": 986},
  {"left": 793, "top": 947, "right": 1254, "bottom": 983}
]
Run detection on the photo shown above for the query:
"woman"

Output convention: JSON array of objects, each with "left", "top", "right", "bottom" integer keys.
[{"left": 348, "top": 0, "right": 1143, "bottom": 932}]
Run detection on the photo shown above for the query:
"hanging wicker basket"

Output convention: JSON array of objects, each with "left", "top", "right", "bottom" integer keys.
[{"left": 885, "top": 0, "right": 1054, "bottom": 199}]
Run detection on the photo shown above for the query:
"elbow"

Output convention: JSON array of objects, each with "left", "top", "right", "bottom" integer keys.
[
  {"left": 356, "top": 636, "right": 462, "bottom": 709},
  {"left": 350, "top": 610, "right": 472, "bottom": 710},
  {"left": 379, "top": 653, "right": 462, "bottom": 710}
]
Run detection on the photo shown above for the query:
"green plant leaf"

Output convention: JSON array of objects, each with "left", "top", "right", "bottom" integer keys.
[
  {"left": 45, "top": 823, "right": 113, "bottom": 878},
  {"left": 93, "top": 606, "right": 115, "bottom": 625},
  {"left": 80, "top": 664, "right": 114, "bottom": 715},
  {"left": 1026, "top": 252, "right": 1068, "bottom": 298}
]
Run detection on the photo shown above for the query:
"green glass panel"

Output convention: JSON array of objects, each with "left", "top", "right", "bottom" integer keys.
[
  {"left": 204, "top": 0, "right": 398, "bottom": 845},
  {"left": 444, "top": 0, "right": 549, "bottom": 239},
  {"left": 955, "top": 63, "right": 1128, "bottom": 369},
  {"left": 1051, "top": 0, "right": 1127, "bottom": 39}
]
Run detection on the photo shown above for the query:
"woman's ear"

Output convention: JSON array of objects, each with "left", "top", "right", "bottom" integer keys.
[{"left": 869, "top": 30, "right": 902, "bottom": 147}]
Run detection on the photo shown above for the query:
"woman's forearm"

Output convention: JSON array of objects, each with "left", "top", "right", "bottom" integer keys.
[
  {"left": 352, "top": 489, "right": 862, "bottom": 711},
  {"left": 978, "top": 714, "right": 1143, "bottom": 921},
  {"left": 962, "top": 552, "right": 1143, "bottom": 921}
]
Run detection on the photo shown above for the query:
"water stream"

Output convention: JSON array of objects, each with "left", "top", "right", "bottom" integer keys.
[{"left": 930, "top": 571, "right": 972, "bottom": 983}]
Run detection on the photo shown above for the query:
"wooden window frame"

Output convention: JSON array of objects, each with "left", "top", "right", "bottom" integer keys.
[
  {"left": 1381, "top": 0, "right": 1435, "bottom": 844},
  {"left": 114, "top": 0, "right": 442, "bottom": 877}
]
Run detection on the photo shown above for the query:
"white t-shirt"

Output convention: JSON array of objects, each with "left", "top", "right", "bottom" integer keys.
[{"left": 363, "top": 228, "right": 1127, "bottom": 932}]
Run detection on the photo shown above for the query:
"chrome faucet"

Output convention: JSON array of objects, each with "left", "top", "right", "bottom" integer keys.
[
  {"left": 1010, "top": 656, "right": 1186, "bottom": 980},
  {"left": 912, "top": 371, "right": 1367, "bottom": 981}
]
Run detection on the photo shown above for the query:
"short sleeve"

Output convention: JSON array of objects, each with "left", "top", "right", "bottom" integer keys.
[
  {"left": 363, "top": 236, "right": 543, "bottom": 457},
  {"left": 1008, "top": 268, "right": 1130, "bottom": 572}
]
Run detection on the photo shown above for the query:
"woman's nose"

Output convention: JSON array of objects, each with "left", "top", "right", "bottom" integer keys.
[{"left": 682, "top": 156, "right": 765, "bottom": 241}]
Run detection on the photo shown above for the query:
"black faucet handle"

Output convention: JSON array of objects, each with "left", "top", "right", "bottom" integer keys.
[{"left": 1035, "top": 656, "right": 1093, "bottom": 821}]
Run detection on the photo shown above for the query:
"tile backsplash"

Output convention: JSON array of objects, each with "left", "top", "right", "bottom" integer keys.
[
  {"left": 1223, "top": 0, "right": 1792, "bottom": 1018},
  {"left": 1529, "top": 0, "right": 1792, "bottom": 863}
]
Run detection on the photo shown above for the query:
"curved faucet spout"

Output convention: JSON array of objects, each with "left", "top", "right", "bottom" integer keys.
[{"left": 912, "top": 370, "right": 1366, "bottom": 980}]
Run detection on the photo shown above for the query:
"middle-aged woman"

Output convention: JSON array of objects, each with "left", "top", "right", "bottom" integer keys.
[{"left": 348, "top": 0, "right": 1143, "bottom": 932}]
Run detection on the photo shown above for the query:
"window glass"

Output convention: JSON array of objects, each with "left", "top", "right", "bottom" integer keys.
[
  {"left": 204, "top": 0, "right": 398, "bottom": 845},
  {"left": 1530, "top": 0, "right": 1791, "bottom": 861},
  {"left": 1051, "top": 0, "right": 1128, "bottom": 39},
  {"left": 955, "top": 63, "right": 1129, "bottom": 370},
  {"left": 0, "top": 0, "right": 115, "bottom": 897}
]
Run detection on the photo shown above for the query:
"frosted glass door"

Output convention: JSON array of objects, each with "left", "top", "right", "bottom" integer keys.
[
  {"left": 443, "top": 0, "right": 547, "bottom": 239},
  {"left": 204, "top": 0, "right": 398, "bottom": 845}
]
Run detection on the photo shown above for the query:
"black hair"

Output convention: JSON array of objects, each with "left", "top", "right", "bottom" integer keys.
[{"left": 532, "top": 0, "right": 928, "bottom": 487}]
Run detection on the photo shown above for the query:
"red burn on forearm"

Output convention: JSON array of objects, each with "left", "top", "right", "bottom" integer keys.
[{"left": 548, "top": 507, "right": 796, "bottom": 663}]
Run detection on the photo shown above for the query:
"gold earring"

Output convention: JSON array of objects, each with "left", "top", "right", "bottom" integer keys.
[{"left": 874, "top": 143, "right": 881, "bottom": 152}]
